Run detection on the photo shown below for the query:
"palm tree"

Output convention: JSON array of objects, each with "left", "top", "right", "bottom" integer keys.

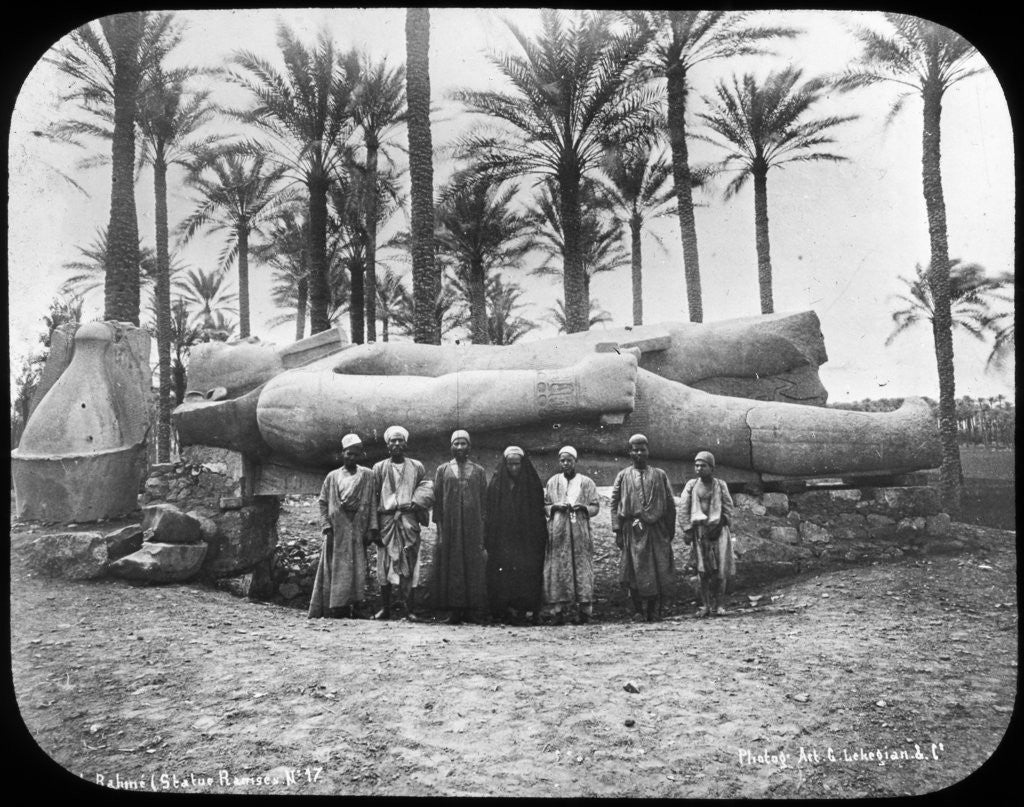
[
  {"left": 179, "top": 148, "right": 291, "bottom": 337},
  {"left": 176, "top": 267, "right": 238, "bottom": 337},
  {"left": 481, "top": 273, "right": 538, "bottom": 345},
  {"left": 529, "top": 179, "right": 631, "bottom": 305},
  {"left": 61, "top": 227, "right": 158, "bottom": 304},
  {"left": 435, "top": 172, "right": 538, "bottom": 344},
  {"left": 452, "top": 9, "right": 661, "bottom": 334},
  {"left": 136, "top": 67, "right": 219, "bottom": 461},
  {"left": 350, "top": 54, "right": 407, "bottom": 343},
  {"left": 168, "top": 298, "right": 202, "bottom": 404},
  {"left": 327, "top": 166, "right": 404, "bottom": 345},
  {"left": 392, "top": 265, "right": 462, "bottom": 341},
  {"left": 253, "top": 206, "right": 310, "bottom": 340},
  {"left": 405, "top": 7, "right": 440, "bottom": 345},
  {"left": 48, "top": 12, "right": 179, "bottom": 324},
  {"left": 596, "top": 142, "right": 677, "bottom": 325},
  {"left": 697, "top": 67, "right": 855, "bottom": 314},
  {"left": 375, "top": 267, "right": 409, "bottom": 343},
  {"left": 627, "top": 10, "right": 798, "bottom": 322},
  {"left": 229, "top": 24, "right": 360, "bottom": 335},
  {"left": 836, "top": 13, "right": 990, "bottom": 515},
  {"left": 548, "top": 298, "right": 613, "bottom": 334},
  {"left": 886, "top": 260, "right": 1012, "bottom": 348},
  {"left": 984, "top": 309, "right": 1014, "bottom": 373}
]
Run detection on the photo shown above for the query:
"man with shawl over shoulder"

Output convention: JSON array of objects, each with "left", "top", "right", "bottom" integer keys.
[
  {"left": 612, "top": 434, "right": 677, "bottom": 622},
  {"left": 371, "top": 425, "right": 434, "bottom": 621},
  {"left": 309, "top": 433, "right": 378, "bottom": 619},
  {"left": 433, "top": 430, "right": 489, "bottom": 625},
  {"left": 485, "top": 446, "right": 547, "bottom": 625},
  {"left": 679, "top": 450, "right": 736, "bottom": 617},
  {"left": 543, "top": 446, "right": 600, "bottom": 625}
]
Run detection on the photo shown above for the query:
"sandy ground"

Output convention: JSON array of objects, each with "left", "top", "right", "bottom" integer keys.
[{"left": 9, "top": 499, "right": 1018, "bottom": 798}]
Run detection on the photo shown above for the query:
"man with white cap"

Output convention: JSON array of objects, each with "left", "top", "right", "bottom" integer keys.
[
  {"left": 371, "top": 425, "right": 434, "bottom": 620},
  {"left": 542, "top": 446, "right": 600, "bottom": 625},
  {"left": 611, "top": 434, "right": 677, "bottom": 622},
  {"left": 680, "top": 450, "right": 736, "bottom": 617},
  {"left": 432, "top": 429, "right": 489, "bottom": 624},
  {"left": 309, "top": 433, "right": 378, "bottom": 619}
]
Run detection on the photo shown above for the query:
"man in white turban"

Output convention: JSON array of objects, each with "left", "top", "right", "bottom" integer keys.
[
  {"left": 309, "top": 433, "right": 377, "bottom": 619},
  {"left": 542, "top": 446, "right": 600, "bottom": 624},
  {"left": 383, "top": 425, "right": 409, "bottom": 444},
  {"left": 371, "top": 425, "right": 434, "bottom": 620}
]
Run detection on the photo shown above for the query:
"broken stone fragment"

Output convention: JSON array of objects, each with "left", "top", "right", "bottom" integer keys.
[
  {"left": 104, "top": 524, "right": 144, "bottom": 561},
  {"left": 13, "top": 531, "right": 108, "bottom": 579},
  {"left": 108, "top": 542, "right": 208, "bottom": 583},
  {"left": 142, "top": 503, "right": 203, "bottom": 544}
]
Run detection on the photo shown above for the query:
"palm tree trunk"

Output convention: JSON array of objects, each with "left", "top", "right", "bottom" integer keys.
[
  {"left": 469, "top": 259, "right": 490, "bottom": 344},
  {"left": 153, "top": 152, "right": 172, "bottom": 462},
  {"left": 406, "top": 8, "right": 439, "bottom": 344},
  {"left": 349, "top": 256, "right": 366, "bottom": 345},
  {"left": 307, "top": 180, "right": 331, "bottom": 333},
  {"left": 630, "top": 216, "right": 643, "bottom": 326},
  {"left": 753, "top": 166, "right": 774, "bottom": 315},
  {"left": 559, "top": 171, "right": 589, "bottom": 334},
  {"left": 666, "top": 62, "right": 702, "bottom": 323},
  {"left": 364, "top": 142, "right": 379, "bottom": 342},
  {"left": 922, "top": 82, "right": 963, "bottom": 516},
  {"left": 103, "top": 13, "right": 143, "bottom": 325},
  {"left": 295, "top": 275, "right": 308, "bottom": 341},
  {"left": 237, "top": 226, "right": 250, "bottom": 338},
  {"left": 172, "top": 358, "right": 186, "bottom": 405}
]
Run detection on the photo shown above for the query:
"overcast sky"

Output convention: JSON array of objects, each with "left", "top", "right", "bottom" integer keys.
[{"left": 7, "top": 8, "right": 1015, "bottom": 404}]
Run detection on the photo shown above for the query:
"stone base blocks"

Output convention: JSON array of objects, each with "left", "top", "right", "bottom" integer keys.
[{"left": 730, "top": 485, "right": 968, "bottom": 587}]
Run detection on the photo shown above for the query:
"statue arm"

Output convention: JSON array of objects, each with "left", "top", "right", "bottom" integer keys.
[{"left": 256, "top": 352, "right": 637, "bottom": 467}]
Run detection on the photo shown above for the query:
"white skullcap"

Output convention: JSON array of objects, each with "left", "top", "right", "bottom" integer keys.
[
  {"left": 384, "top": 425, "right": 409, "bottom": 442},
  {"left": 341, "top": 433, "right": 362, "bottom": 449},
  {"left": 695, "top": 450, "right": 715, "bottom": 468},
  {"left": 503, "top": 446, "right": 525, "bottom": 459},
  {"left": 558, "top": 446, "right": 578, "bottom": 459},
  {"left": 451, "top": 429, "right": 471, "bottom": 445},
  {"left": 628, "top": 433, "right": 648, "bottom": 445}
]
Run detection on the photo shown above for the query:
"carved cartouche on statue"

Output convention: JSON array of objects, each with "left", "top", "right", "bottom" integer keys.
[
  {"left": 172, "top": 311, "right": 941, "bottom": 483},
  {"left": 12, "top": 321, "right": 152, "bottom": 521}
]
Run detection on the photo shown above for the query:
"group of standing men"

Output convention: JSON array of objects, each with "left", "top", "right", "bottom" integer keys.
[{"left": 309, "top": 427, "right": 736, "bottom": 625}]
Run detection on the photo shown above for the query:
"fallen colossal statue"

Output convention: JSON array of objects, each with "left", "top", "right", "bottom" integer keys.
[{"left": 173, "top": 312, "right": 941, "bottom": 488}]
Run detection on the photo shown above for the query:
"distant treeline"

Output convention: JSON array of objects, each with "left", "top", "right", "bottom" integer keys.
[{"left": 829, "top": 396, "right": 1015, "bottom": 447}]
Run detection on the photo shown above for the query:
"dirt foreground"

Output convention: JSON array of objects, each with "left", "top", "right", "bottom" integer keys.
[{"left": 10, "top": 511, "right": 1018, "bottom": 798}]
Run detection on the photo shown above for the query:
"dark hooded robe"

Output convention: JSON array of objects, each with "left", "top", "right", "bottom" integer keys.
[{"left": 485, "top": 454, "right": 548, "bottom": 614}]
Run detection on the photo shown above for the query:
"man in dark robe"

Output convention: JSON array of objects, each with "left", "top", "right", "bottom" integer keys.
[
  {"left": 485, "top": 446, "right": 547, "bottom": 625},
  {"left": 611, "top": 433, "right": 677, "bottom": 622},
  {"left": 432, "top": 429, "right": 488, "bottom": 624}
]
